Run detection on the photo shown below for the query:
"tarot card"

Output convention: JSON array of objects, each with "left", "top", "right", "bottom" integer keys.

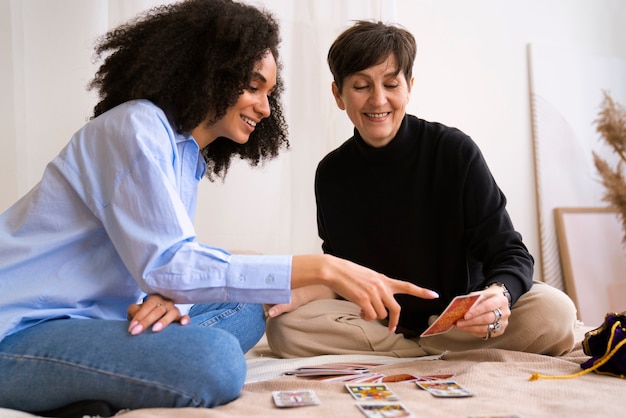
[
  {"left": 380, "top": 373, "right": 419, "bottom": 383},
  {"left": 356, "top": 402, "right": 416, "bottom": 417},
  {"left": 420, "top": 294, "right": 480, "bottom": 337},
  {"left": 416, "top": 380, "right": 474, "bottom": 398},
  {"left": 345, "top": 383, "right": 399, "bottom": 402},
  {"left": 272, "top": 390, "right": 320, "bottom": 407}
]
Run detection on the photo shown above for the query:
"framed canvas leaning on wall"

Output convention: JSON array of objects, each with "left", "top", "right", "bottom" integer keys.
[{"left": 554, "top": 207, "right": 626, "bottom": 327}]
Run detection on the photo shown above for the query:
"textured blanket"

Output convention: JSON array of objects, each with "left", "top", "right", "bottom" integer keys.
[{"left": 2, "top": 323, "right": 624, "bottom": 417}]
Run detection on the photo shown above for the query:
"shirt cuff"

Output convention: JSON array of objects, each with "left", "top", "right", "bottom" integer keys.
[{"left": 226, "top": 254, "right": 292, "bottom": 304}]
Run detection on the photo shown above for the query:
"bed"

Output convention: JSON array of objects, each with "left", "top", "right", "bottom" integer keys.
[{"left": 1, "top": 320, "right": 624, "bottom": 418}]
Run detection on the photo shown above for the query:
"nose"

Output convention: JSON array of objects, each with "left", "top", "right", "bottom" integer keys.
[
  {"left": 255, "top": 95, "right": 271, "bottom": 119},
  {"left": 369, "top": 84, "right": 387, "bottom": 107}
]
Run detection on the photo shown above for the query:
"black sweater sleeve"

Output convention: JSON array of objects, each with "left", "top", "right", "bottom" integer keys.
[{"left": 458, "top": 134, "right": 534, "bottom": 305}]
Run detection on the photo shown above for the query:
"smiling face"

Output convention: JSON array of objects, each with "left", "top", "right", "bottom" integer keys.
[
  {"left": 332, "top": 54, "right": 413, "bottom": 148},
  {"left": 192, "top": 52, "right": 277, "bottom": 149}
]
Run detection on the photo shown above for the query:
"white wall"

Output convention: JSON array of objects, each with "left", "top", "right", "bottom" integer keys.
[
  {"left": 1, "top": 0, "right": 625, "bottom": 281},
  {"left": 397, "top": 0, "right": 626, "bottom": 282}
]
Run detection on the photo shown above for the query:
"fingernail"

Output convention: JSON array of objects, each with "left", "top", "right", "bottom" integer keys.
[
  {"left": 130, "top": 324, "right": 143, "bottom": 335},
  {"left": 128, "top": 320, "right": 138, "bottom": 332},
  {"left": 268, "top": 309, "right": 275, "bottom": 318},
  {"left": 181, "top": 318, "right": 189, "bottom": 325},
  {"left": 152, "top": 322, "right": 163, "bottom": 332},
  {"left": 390, "top": 326, "right": 397, "bottom": 333},
  {"left": 429, "top": 291, "right": 439, "bottom": 298}
]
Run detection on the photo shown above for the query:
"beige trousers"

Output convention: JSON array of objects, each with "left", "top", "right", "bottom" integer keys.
[{"left": 266, "top": 281, "right": 578, "bottom": 358}]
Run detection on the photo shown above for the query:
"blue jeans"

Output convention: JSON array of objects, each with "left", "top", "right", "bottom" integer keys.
[{"left": 0, "top": 303, "right": 266, "bottom": 412}]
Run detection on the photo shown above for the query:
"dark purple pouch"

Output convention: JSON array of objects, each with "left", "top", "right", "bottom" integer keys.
[{"left": 581, "top": 311, "right": 626, "bottom": 378}]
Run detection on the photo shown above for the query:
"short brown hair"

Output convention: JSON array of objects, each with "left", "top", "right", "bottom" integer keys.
[{"left": 327, "top": 20, "right": 416, "bottom": 92}]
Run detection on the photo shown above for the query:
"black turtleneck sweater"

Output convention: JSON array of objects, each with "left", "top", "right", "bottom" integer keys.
[{"left": 315, "top": 114, "right": 534, "bottom": 333}]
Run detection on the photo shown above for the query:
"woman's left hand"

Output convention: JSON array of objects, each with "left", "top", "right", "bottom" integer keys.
[
  {"left": 127, "top": 294, "right": 190, "bottom": 335},
  {"left": 454, "top": 286, "right": 510, "bottom": 339}
]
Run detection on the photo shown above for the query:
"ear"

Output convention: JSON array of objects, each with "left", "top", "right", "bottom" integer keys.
[
  {"left": 406, "top": 76, "right": 415, "bottom": 102},
  {"left": 331, "top": 82, "right": 346, "bottom": 110}
]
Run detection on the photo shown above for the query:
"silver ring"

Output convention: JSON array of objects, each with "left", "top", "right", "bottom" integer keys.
[
  {"left": 488, "top": 321, "right": 502, "bottom": 333},
  {"left": 484, "top": 319, "right": 503, "bottom": 340},
  {"left": 493, "top": 308, "right": 502, "bottom": 323}
]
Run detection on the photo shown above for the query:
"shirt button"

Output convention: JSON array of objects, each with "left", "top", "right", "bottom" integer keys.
[
  {"left": 238, "top": 275, "right": 246, "bottom": 282},
  {"left": 265, "top": 275, "right": 274, "bottom": 284}
]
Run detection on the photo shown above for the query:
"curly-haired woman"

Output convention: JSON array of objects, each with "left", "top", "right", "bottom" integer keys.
[{"left": 0, "top": 1, "right": 437, "bottom": 415}]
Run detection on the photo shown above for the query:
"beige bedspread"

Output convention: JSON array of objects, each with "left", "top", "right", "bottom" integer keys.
[{"left": 2, "top": 323, "right": 624, "bottom": 418}]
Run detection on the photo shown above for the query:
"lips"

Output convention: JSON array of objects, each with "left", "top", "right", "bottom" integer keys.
[
  {"left": 241, "top": 116, "right": 257, "bottom": 127},
  {"left": 365, "top": 112, "right": 391, "bottom": 118}
]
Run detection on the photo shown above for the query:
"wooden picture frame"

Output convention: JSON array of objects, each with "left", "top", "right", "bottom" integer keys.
[{"left": 554, "top": 207, "right": 626, "bottom": 327}]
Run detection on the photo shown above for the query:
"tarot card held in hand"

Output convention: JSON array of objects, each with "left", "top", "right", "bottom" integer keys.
[{"left": 420, "top": 294, "right": 480, "bottom": 337}]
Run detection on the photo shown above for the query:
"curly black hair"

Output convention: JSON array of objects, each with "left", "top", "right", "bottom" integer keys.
[{"left": 88, "top": 0, "right": 289, "bottom": 180}]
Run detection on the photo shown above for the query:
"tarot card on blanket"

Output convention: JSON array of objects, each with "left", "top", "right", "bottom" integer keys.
[
  {"left": 416, "top": 380, "right": 474, "bottom": 398},
  {"left": 420, "top": 294, "right": 480, "bottom": 337},
  {"left": 356, "top": 402, "right": 416, "bottom": 417},
  {"left": 272, "top": 390, "right": 320, "bottom": 407},
  {"left": 345, "top": 383, "right": 399, "bottom": 402}
]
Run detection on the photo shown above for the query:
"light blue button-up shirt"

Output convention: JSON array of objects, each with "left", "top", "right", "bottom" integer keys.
[{"left": 0, "top": 99, "right": 291, "bottom": 341}]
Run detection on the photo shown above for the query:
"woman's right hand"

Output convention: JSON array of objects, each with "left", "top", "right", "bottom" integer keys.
[
  {"left": 290, "top": 254, "right": 438, "bottom": 332},
  {"left": 127, "top": 294, "right": 190, "bottom": 335}
]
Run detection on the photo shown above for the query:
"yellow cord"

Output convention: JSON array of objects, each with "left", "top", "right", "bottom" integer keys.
[{"left": 530, "top": 321, "right": 626, "bottom": 381}]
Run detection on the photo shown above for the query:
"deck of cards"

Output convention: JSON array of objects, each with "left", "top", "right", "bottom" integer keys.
[
  {"left": 283, "top": 362, "right": 375, "bottom": 377},
  {"left": 420, "top": 294, "right": 480, "bottom": 337},
  {"left": 283, "top": 361, "right": 453, "bottom": 383}
]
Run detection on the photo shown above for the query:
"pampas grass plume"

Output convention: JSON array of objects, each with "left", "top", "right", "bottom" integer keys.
[{"left": 594, "top": 91, "right": 626, "bottom": 244}]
